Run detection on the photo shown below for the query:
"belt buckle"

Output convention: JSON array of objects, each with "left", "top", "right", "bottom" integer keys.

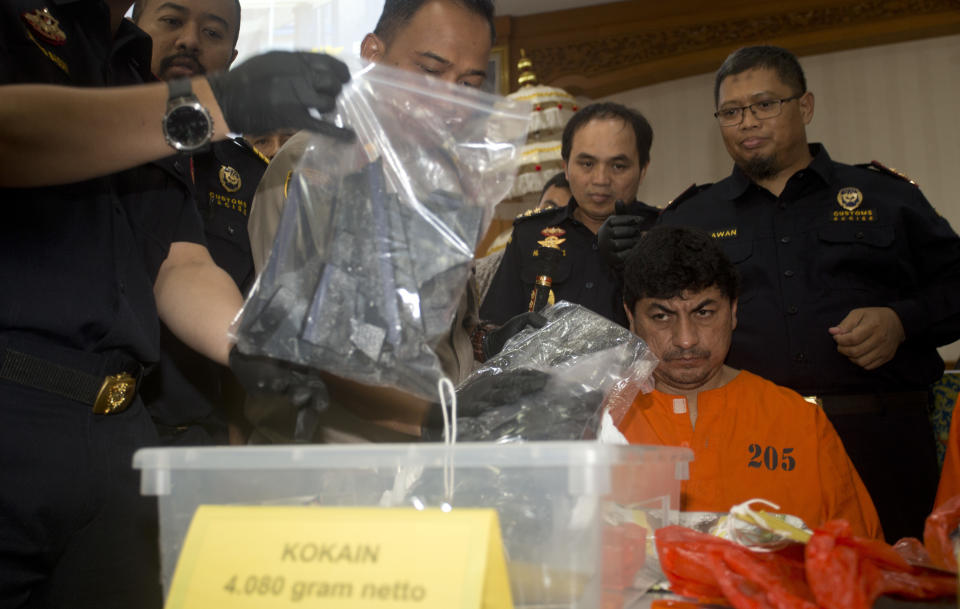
[{"left": 94, "top": 372, "right": 136, "bottom": 414}]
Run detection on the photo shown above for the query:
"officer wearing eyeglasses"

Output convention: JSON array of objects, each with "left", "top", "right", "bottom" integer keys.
[{"left": 647, "top": 46, "right": 960, "bottom": 542}]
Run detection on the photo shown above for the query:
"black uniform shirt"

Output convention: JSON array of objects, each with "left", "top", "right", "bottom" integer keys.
[
  {"left": 0, "top": 0, "right": 204, "bottom": 364},
  {"left": 192, "top": 137, "right": 267, "bottom": 292},
  {"left": 659, "top": 144, "right": 960, "bottom": 395},
  {"left": 480, "top": 198, "right": 658, "bottom": 326}
]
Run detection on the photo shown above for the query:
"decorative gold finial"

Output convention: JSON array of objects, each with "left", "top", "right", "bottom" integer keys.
[{"left": 517, "top": 49, "right": 538, "bottom": 88}]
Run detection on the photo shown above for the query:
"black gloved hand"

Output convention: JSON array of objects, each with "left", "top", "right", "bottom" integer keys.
[
  {"left": 483, "top": 311, "right": 547, "bottom": 360},
  {"left": 597, "top": 200, "right": 647, "bottom": 270},
  {"left": 228, "top": 346, "right": 329, "bottom": 444},
  {"left": 207, "top": 51, "right": 353, "bottom": 140}
]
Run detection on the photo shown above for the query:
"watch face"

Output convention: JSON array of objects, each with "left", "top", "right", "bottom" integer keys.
[{"left": 165, "top": 104, "right": 212, "bottom": 150}]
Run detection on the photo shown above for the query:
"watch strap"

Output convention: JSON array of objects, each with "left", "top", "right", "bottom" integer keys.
[{"left": 167, "top": 78, "right": 193, "bottom": 105}]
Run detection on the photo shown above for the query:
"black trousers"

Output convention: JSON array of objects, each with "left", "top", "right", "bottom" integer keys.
[
  {"left": 0, "top": 380, "right": 163, "bottom": 609},
  {"left": 823, "top": 392, "right": 940, "bottom": 543}
]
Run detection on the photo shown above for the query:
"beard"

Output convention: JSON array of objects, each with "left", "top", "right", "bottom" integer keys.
[
  {"left": 158, "top": 52, "right": 205, "bottom": 78},
  {"left": 654, "top": 366, "right": 714, "bottom": 392},
  {"left": 739, "top": 153, "right": 779, "bottom": 182},
  {"left": 655, "top": 347, "right": 715, "bottom": 389}
]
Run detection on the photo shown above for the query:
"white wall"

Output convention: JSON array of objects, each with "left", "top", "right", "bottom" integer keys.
[
  {"left": 603, "top": 34, "right": 960, "bottom": 364},
  {"left": 234, "top": 0, "right": 383, "bottom": 64}
]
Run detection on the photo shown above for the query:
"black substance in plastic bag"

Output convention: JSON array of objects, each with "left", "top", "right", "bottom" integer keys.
[
  {"left": 233, "top": 62, "right": 531, "bottom": 401},
  {"left": 423, "top": 302, "right": 658, "bottom": 442},
  {"left": 239, "top": 159, "right": 481, "bottom": 399},
  {"left": 455, "top": 366, "right": 605, "bottom": 442}
]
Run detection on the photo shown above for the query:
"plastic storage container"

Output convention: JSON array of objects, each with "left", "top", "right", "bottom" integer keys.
[{"left": 135, "top": 441, "right": 692, "bottom": 608}]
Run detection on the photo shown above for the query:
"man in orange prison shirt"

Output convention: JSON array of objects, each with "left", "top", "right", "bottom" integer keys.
[{"left": 617, "top": 225, "right": 883, "bottom": 538}]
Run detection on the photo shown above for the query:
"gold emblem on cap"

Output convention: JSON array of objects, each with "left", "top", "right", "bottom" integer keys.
[
  {"left": 836, "top": 187, "right": 863, "bottom": 211},
  {"left": 218, "top": 165, "right": 242, "bottom": 193},
  {"left": 94, "top": 372, "right": 136, "bottom": 415},
  {"left": 22, "top": 8, "right": 66, "bottom": 45}
]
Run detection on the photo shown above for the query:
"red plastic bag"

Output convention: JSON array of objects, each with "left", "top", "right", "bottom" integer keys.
[
  {"left": 924, "top": 493, "right": 960, "bottom": 572},
  {"left": 655, "top": 526, "right": 814, "bottom": 609},
  {"left": 655, "top": 526, "right": 729, "bottom": 600},
  {"left": 657, "top": 522, "right": 956, "bottom": 609},
  {"left": 805, "top": 520, "right": 957, "bottom": 609},
  {"left": 603, "top": 522, "right": 648, "bottom": 590},
  {"left": 715, "top": 545, "right": 816, "bottom": 609},
  {"left": 892, "top": 537, "right": 934, "bottom": 569}
]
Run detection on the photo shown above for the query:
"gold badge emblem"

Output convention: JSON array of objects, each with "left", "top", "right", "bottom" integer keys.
[
  {"left": 836, "top": 187, "right": 863, "bottom": 211},
  {"left": 537, "top": 226, "right": 566, "bottom": 250},
  {"left": 22, "top": 8, "right": 66, "bottom": 45},
  {"left": 218, "top": 165, "right": 242, "bottom": 193}
]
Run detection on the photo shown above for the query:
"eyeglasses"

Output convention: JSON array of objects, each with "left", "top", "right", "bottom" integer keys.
[{"left": 713, "top": 94, "right": 803, "bottom": 126}]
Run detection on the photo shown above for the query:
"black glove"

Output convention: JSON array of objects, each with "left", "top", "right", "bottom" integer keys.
[
  {"left": 483, "top": 311, "right": 547, "bottom": 360},
  {"left": 228, "top": 346, "right": 329, "bottom": 444},
  {"left": 597, "top": 200, "right": 647, "bottom": 270},
  {"left": 207, "top": 51, "right": 353, "bottom": 139}
]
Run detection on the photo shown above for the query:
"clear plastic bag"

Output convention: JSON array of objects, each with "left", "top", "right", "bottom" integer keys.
[
  {"left": 451, "top": 301, "right": 659, "bottom": 441},
  {"left": 232, "top": 61, "right": 530, "bottom": 400},
  {"left": 400, "top": 304, "right": 660, "bottom": 603}
]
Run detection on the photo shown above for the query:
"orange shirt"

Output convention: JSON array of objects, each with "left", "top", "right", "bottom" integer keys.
[
  {"left": 934, "top": 395, "right": 960, "bottom": 509},
  {"left": 618, "top": 370, "right": 883, "bottom": 539}
]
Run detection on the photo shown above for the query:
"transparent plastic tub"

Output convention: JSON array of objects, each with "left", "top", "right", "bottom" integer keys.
[{"left": 135, "top": 442, "right": 692, "bottom": 608}]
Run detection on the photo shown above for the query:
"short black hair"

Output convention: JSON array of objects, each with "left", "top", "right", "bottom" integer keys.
[
  {"left": 714, "top": 45, "right": 806, "bottom": 107},
  {"left": 561, "top": 102, "right": 653, "bottom": 168},
  {"left": 373, "top": 0, "right": 496, "bottom": 46},
  {"left": 622, "top": 225, "right": 740, "bottom": 312},
  {"left": 539, "top": 171, "right": 569, "bottom": 200},
  {"left": 132, "top": 0, "right": 243, "bottom": 47}
]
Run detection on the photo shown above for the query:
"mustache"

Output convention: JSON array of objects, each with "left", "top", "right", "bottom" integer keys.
[
  {"left": 662, "top": 348, "right": 710, "bottom": 361},
  {"left": 159, "top": 52, "right": 205, "bottom": 75}
]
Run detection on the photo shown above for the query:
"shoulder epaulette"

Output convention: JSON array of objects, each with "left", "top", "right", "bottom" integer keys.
[
  {"left": 663, "top": 183, "right": 712, "bottom": 211},
  {"left": 513, "top": 205, "right": 561, "bottom": 225},
  {"left": 857, "top": 160, "right": 918, "bottom": 187}
]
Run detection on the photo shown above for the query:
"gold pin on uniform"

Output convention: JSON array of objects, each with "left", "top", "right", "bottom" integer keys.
[
  {"left": 22, "top": 8, "right": 66, "bottom": 45},
  {"left": 218, "top": 165, "right": 242, "bottom": 193},
  {"left": 537, "top": 226, "right": 566, "bottom": 250}
]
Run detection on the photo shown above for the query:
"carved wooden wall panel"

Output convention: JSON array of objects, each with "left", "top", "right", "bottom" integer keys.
[{"left": 499, "top": 0, "right": 960, "bottom": 98}]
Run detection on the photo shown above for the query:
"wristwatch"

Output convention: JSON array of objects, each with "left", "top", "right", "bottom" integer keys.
[{"left": 161, "top": 78, "right": 213, "bottom": 152}]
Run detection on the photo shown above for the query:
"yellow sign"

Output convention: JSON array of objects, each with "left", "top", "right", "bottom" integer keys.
[{"left": 165, "top": 506, "right": 513, "bottom": 609}]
